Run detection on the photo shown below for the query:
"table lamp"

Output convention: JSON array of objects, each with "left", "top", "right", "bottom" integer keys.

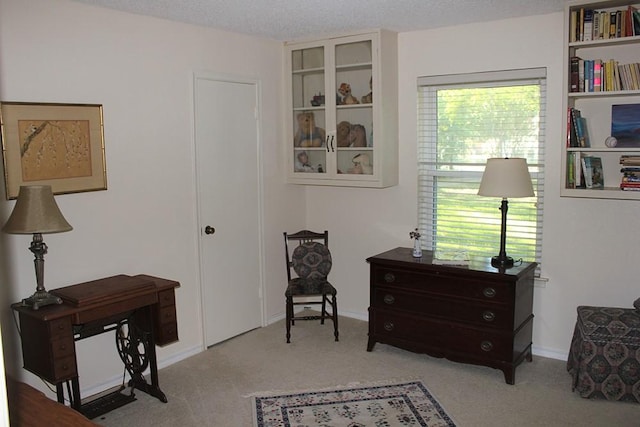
[
  {"left": 478, "top": 158, "right": 534, "bottom": 269},
  {"left": 3, "top": 185, "right": 72, "bottom": 309}
]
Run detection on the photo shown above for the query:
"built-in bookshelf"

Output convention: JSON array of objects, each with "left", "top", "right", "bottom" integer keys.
[{"left": 561, "top": 0, "right": 640, "bottom": 200}]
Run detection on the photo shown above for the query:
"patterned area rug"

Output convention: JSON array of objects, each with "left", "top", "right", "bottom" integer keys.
[{"left": 252, "top": 380, "right": 456, "bottom": 426}]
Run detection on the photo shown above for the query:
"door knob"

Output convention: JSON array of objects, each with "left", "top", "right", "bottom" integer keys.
[{"left": 204, "top": 226, "right": 215, "bottom": 235}]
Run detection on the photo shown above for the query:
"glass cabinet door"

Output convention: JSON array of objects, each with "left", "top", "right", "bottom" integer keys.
[
  {"left": 334, "top": 39, "right": 373, "bottom": 176},
  {"left": 291, "top": 46, "right": 327, "bottom": 175}
]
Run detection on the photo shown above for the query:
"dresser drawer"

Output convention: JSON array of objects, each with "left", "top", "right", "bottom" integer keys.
[
  {"left": 373, "top": 287, "right": 511, "bottom": 329},
  {"left": 373, "top": 267, "right": 512, "bottom": 304},
  {"left": 371, "top": 308, "right": 511, "bottom": 361}
]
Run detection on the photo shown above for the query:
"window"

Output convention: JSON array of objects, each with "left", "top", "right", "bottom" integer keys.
[{"left": 417, "top": 69, "right": 545, "bottom": 271}]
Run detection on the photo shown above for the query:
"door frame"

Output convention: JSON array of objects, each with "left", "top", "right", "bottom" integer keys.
[{"left": 191, "top": 70, "right": 266, "bottom": 350}]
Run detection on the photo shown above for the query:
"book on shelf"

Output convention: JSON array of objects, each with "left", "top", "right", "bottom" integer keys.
[
  {"left": 568, "top": 152, "right": 584, "bottom": 188},
  {"left": 433, "top": 249, "right": 470, "bottom": 266},
  {"left": 568, "top": 107, "right": 589, "bottom": 148},
  {"left": 620, "top": 155, "right": 640, "bottom": 166},
  {"left": 584, "top": 9, "right": 594, "bottom": 41},
  {"left": 581, "top": 156, "right": 604, "bottom": 189},
  {"left": 573, "top": 6, "right": 639, "bottom": 41}
]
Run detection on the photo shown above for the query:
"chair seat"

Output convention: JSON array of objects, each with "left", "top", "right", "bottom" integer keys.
[{"left": 286, "top": 278, "right": 336, "bottom": 297}]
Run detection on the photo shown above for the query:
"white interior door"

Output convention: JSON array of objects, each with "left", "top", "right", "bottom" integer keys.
[{"left": 194, "top": 73, "right": 263, "bottom": 347}]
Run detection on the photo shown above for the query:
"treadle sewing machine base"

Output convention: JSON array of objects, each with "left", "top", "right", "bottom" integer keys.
[{"left": 12, "top": 274, "right": 179, "bottom": 418}]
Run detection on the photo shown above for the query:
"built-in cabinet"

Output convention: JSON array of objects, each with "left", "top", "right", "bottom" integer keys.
[
  {"left": 285, "top": 30, "right": 398, "bottom": 187},
  {"left": 561, "top": 0, "right": 640, "bottom": 199}
]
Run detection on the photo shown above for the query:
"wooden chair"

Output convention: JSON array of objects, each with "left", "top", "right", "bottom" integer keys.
[{"left": 283, "top": 230, "right": 338, "bottom": 343}]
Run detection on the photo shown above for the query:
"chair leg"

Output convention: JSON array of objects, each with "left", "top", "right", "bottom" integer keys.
[
  {"left": 286, "top": 296, "right": 292, "bottom": 343},
  {"left": 332, "top": 294, "right": 339, "bottom": 342},
  {"left": 320, "top": 293, "right": 327, "bottom": 325}
]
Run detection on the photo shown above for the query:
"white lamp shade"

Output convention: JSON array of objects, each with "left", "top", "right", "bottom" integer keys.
[
  {"left": 2, "top": 185, "right": 72, "bottom": 234},
  {"left": 478, "top": 158, "right": 535, "bottom": 198}
]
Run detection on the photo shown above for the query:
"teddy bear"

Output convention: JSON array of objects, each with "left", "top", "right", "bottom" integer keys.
[
  {"left": 347, "top": 153, "right": 373, "bottom": 174},
  {"left": 337, "top": 83, "right": 359, "bottom": 105},
  {"left": 349, "top": 124, "right": 367, "bottom": 147},
  {"left": 361, "top": 77, "right": 372, "bottom": 104},
  {"left": 294, "top": 112, "right": 326, "bottom": 147},
  {"left": 336, "top": 121, "right": 352, "bottom": 147}
]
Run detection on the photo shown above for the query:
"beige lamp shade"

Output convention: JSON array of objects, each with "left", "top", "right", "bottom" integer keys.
[
  {"left": 478, "top": 158, "right": 534, "bottom": 198},
  {"left": 3, "top": 185, "right": 72, "bottom": 234}
]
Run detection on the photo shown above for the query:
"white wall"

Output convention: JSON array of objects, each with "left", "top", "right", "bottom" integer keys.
[
  {"left": 307, "top": 12, "right": 640, "bottom": 360},
  {"left": 0, "top": 0, "right": 304, "bottom": 396}
]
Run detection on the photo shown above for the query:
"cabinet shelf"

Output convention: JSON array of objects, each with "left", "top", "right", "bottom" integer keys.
[
  {"left": 336, "top": 62, "right": 372, "bottom": 72},
  {"left": 292, "top": 67, "right": 324, "bottom": 75},
  {"left": 569, "top": 90, "right": 640, "bottom": 98},
  {"left": 568, "top": 147, "right": 640, "bottom": 152},
  {"left": 569, "top": 34, "right": 640, "bottom": 48}
]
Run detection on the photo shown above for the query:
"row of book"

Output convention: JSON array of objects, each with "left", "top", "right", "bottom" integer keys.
[
  {"left": 620, "top": 155, "right": 640, "bottom": 191},
  {"left": 566, "top": 107, "right": 590, "bottom": 148},
  {"left": 569, "top": 5, "right": 640, "bottom": 42},
  {"left": 570, "top": 57, "right": 640, "bottom": 92},
  {"left": 567, "top": 153, "right": 603, "bottom": 189}
]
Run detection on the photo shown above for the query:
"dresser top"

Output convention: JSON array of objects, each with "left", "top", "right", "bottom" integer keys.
[{"left": 367, "top": 247, "right": 537, "bottom": 278}]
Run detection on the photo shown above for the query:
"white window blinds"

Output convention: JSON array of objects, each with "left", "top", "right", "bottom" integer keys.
[{"left": 417, "top": 68, "right": 545, "bottom": 271}]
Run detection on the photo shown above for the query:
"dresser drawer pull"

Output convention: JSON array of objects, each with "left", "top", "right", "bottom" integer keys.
[
  {"left": 383, "top": 321, "right": 394, "bottom": 331},
  {"left": 384, "top": 273, "right": 395, "bottom": 283},
  {"left": 482, "top": 311, "right": 496, "bottom": 322},
  {"left": 480, "top": 341, "right": 493, "bottom": 352},
  {"left": 482, "top": 287, "right": 496, "bottom": 298},
  {"left": 383, "top": 294, "right": 395, "bottom": 305}
]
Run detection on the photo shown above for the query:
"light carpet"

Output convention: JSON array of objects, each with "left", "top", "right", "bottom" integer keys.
[{"left": 251, "top": 380, "right": 456, "bottom": 427}]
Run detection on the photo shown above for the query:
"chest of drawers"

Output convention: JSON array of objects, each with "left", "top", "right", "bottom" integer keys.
[{"left": 366, "top": 247, "right": 536, "bottom": 384}]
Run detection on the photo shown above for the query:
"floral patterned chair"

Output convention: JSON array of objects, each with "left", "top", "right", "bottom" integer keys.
[{"left": 567, "top": 298, "right": 640, "bottom": 402}]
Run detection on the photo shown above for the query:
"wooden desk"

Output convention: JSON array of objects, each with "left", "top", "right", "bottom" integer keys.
[
  {"left": 367, "top": 247, "right": 536, "bottom": 384},
  {"left": 11, "top": 274, "right": 179, "bottom": 418}
]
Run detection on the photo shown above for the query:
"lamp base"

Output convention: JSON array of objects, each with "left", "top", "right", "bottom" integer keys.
[
  {"left": 22, "top": 290, "right": 62, "bottom": 310},
  {"left": 491, "top": 255, "right": 514, "bottom": 269}
]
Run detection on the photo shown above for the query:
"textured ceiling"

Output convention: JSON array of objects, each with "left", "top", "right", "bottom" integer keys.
[{"left": 72, "top": 0, "right": 566, "bottom": 41}]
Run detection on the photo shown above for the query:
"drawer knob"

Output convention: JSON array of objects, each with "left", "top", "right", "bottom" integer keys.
[
  {"left": 384, "top": 273, "right": 395, "bottom": 283},
  {"left": 383, "top": 321, "right": 394, "bottom": 331},
  {"left": 383, "top": 294, "right": 395, "bottom": 305},
  {"left": 482, "top": 311, "right": 496, "bottom": 322},
  {"left": 483, "top": 287, "right": 496, "bottom": 298},
  {"left": 480, "top": 340, "right": 494, "bottom": 352}
]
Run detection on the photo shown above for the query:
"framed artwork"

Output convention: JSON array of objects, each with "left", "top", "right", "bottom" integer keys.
[
  {"left": 1, "top": 102, "right": 107, "bottom": 199},
  {"left": 611, "top": 103, "right": 640, "bottom": 147}
]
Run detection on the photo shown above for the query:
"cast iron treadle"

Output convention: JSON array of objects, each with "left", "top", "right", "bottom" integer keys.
[{"left": 80, "top": 388, "right": 136, "bottom": 419}]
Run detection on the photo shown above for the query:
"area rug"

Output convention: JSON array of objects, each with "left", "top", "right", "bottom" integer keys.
[{"left": 251, "top": 380, "right": 456, "bottom": 426}]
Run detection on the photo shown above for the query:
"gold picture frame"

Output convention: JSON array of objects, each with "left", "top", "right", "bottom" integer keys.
[{"left": 0, "top": 102, "right": 107, "bottom": 199}]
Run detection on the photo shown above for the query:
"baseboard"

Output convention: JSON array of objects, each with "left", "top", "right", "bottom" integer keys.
[{"left": 532, "top": 345, "right": 568, "bottom": 362}]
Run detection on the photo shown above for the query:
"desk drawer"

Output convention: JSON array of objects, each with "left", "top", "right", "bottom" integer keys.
[
  {"left": 372, "top": 287, "right": 511, "bottom": 329},
  {"left": 371, "top": 308, "right": 511, "bottom": 361},
  {"left": 156, "top": 323, "right": 178, "bottom": 345},
  {"left": 52, "top": 355, "right": 77, "bottom": 381},
  {"left": 158, "top": 289, "right": 175, "bottom": 307},
  {"left": 373, "top": 267, "right": 512, "bottom": 304}
]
